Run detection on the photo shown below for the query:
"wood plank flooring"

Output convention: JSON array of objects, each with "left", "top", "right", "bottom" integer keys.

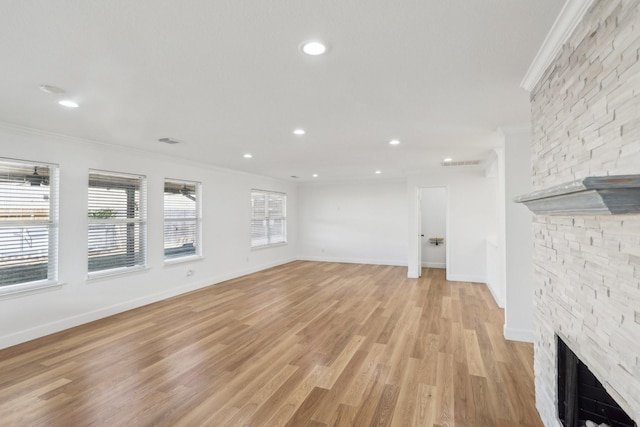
[{"left": 0, "top": 262, "right": 542, "bottom": 426}]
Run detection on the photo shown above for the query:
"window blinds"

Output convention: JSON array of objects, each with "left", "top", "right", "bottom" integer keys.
[
  {"left": 251, "top": 190, "right": 286, "bottom": 248},
  {"left": 0, "top": 159, "right": 58, "bottom": 287},
  {"left": 164, "top": 180, "right": 200, "bottom": 259},
  {"left": 88, "top": 170, "right": 146, "bottom": 274}
]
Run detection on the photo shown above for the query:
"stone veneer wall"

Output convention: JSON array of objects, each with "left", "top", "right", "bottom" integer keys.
[{"left": 530, "top": 0, "right": 640, "bottom": 425}]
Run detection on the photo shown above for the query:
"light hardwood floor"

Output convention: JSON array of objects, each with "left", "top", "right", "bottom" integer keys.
[{"left": 0, "top": 262, "right": 542, "bottom": 426}]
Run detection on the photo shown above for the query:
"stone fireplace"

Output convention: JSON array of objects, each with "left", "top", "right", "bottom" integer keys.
[{"left": 526, "top": 0, "right": 640, "bottom": 425}]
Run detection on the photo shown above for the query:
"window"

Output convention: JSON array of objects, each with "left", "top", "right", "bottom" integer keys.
[
  {"left": 0, "top": 158, "right": 58, "bottom": 292},
  {"left": 251, "top": 190, "right": 286, "bottom": 248},
  {"left": 88, "top": 170, "right": 146, "bottom": 275},
  {"left": 164, "top": 179, "right": 201, "bottom": 260}
]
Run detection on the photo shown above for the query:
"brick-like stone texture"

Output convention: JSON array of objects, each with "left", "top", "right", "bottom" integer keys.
[{"left": 530, "top": 0, "right": 640, "bottom": 424}]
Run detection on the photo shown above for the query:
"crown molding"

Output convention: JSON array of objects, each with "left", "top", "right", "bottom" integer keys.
[{"left": 520, "top": 0, "right": 597, "bottom": 92}]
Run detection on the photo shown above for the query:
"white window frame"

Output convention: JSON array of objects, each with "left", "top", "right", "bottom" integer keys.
[
  {"left": 87, "top": 169, "right": 147, "bottom": 278},
  {"left": 250, "top": 189, "right": 287, "bottom": 249},
  {"left": 163, "top": 179, "right": 202, "bottom": 263},
  {"left": 0, "top": 158, "right": 60, "bottom": 297}
]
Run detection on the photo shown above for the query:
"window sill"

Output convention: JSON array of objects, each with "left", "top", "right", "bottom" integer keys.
[
  {"left": 0, "top": 280, "right": 64, "bottom": 300},
  {"left": 164, "top": 255, "right": 204, "bottom": 266},
  {"left": 87, "top": 265, "right": 150, "bottom": 283},
  {"left": 251, "top": 242, "right": 288, "bottom": 251}
]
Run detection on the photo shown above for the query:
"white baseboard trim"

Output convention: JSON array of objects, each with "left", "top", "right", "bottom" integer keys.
[
  {"left": 0, "top": 258, "right": 296, "bottom": 350},
  {"left": 423, "top": 262, "right": 445, "bottom": 269},
  {"left": 297, "top": 255, "right": 407, "bottom": 267},
  {"left": 482, "top": 280, "right": 505, "bottom": 308},
  {"left": 407, "top": 264, "right": 446, "bottom": 278},
  {"left": 446, "top": 274, "right": 507, "bottom": 309},
  {"left": 209, "top": 257, "right": 297, "bottom": 285},
  {"left": 504, "top": 325, "right": 534, "bottom": 343},
  {"left": 445, "top": 274, "right": 486, "bottom": 284}
]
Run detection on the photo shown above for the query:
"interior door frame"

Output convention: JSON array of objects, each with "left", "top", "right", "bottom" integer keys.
[{"left": 416, "top": 186, "right": 449, "bottom": 278}]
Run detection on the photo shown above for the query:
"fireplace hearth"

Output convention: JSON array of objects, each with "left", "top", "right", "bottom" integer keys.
[{"left": 557, "top": 337, "right": 636, "bottom": 427}]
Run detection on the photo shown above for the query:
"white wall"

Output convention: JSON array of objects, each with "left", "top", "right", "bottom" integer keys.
[
  {"left": 420, "top": 187, "right": 446, "bottom": 268},
  {"left": 298, "top": 180, "right": 408, "bottom": 265},
  {"left": 502, "top": 128, "right": 534, "bottom": 342},
  {"left": 0, "top": 123, "right": 510, "bottom": 349},
  {"left": 484, "top": 147, "right": 506, "bottom": 308},
  {"left": 408, "top": 169, "right": 496, "bottom": 282},
  {"left": 0, "top": 124, "right": 298, "bottom": 349}
]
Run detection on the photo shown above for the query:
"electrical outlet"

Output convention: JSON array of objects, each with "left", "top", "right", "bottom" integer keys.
[{"left": 187, "top": 269, "right": 194, "bottom": 277}]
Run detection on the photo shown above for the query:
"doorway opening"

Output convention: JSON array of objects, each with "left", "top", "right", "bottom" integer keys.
[{"left": 418, "top": 187, "right": 448, "bottom": 277}]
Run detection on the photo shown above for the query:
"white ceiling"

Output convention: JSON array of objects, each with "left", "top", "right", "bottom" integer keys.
[{"left": 0, "top": 0, "right": 564, "bottom": 182}]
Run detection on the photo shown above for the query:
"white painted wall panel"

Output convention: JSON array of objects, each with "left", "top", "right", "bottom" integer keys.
[
  {"left": 297, "top": 180, "right": 408, "bottom": 266},
  {"left": 408, "top": 169, "right": 497, "bottom": 282},
  {"left": 503, "top": 129, "right": 534, "bottom": 342},
  {"left": 0, "top": 125, "right": 298, "bottom": 349}
]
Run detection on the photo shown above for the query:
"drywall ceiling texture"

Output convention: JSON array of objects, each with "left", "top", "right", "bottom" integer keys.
[{"left": 0, "top": 0, "right": 562, "bottom": 181}]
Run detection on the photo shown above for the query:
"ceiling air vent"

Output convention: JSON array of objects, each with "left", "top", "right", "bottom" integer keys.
[
  {"left": 158, "top": 137, "right": 182, "bottom": 145},
  {"left": 441, "top": 160, "right": 481, "bottom": 167}
]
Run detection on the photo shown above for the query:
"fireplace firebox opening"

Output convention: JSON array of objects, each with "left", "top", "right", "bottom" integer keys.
[{"left": 557, "top": 336, "right": 636, "bottom": 427}]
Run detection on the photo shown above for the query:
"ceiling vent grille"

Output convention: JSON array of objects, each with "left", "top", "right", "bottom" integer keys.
[
  {"left": 158, "top": 137, "right": 182, "bottom": 145},
  {"left": 441, "top": 160, "right": 481, "bottom": 167}
]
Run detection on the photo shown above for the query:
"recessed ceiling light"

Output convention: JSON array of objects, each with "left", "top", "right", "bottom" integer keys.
[
  {"left": 375, "top": 170, "right": 382, "bottom": 174},
  {"left": 443, "top": 157, "right": 453, "bottom": 162},
  {"left": 58, "top": 100, "right": 79, "bottom": 108},
  {"left": 312, "top": 174, "right": 318, "bottom": 178},
  {"left": 293, "top": 129, "right": 306, "bottom": 135},
  {"left": 243, "top": 153, "right": 252, "bottom": 159},
  {"left": 39, "top": 84, "right": 65, "bottom": 94},
  {"left": 300, "top": 41, "right": 327, "bottom": 56},
  {"left": 389, "top": 139, "right": 400, "bottom": 145}
]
